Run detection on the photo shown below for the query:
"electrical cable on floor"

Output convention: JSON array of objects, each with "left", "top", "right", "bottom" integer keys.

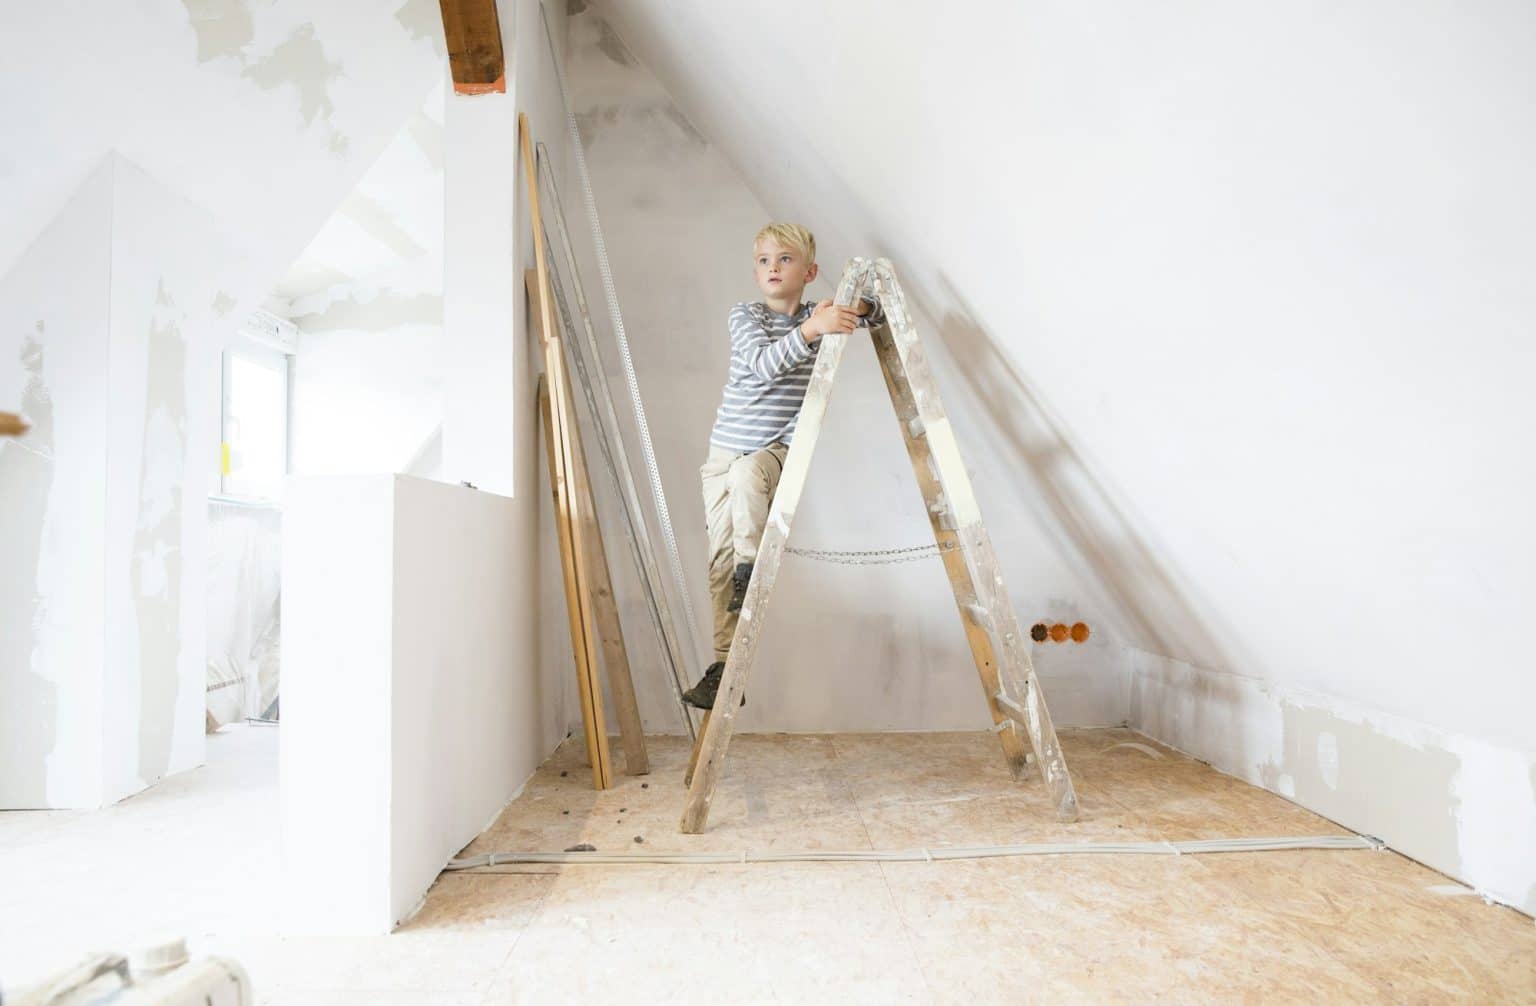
[{"left": 444, "top": 833, "right": 1383, "bottom": 870}]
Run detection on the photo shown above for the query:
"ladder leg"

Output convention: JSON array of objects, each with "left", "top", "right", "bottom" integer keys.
[
  {"left": 679, "top": 279, "right": 862, "bottom": 833},
  {"left": 868, "top": 261, "right": 1079, "bottom": 821},
  {"left": 869, "top": 331, "right": 1033, "bottom": 778},
  {"left": 683, "top": 709, "right": 711, "bottom": 788}
]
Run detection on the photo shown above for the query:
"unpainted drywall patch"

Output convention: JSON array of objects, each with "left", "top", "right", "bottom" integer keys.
[
  {"left": 1272, "top": 701, "right": 1461, "bottom": 881},
  {"left": 180, "top": 3, "right": 349, "bottom": 154},
  {"left": 406, "top": 109, "right": 446, "bottom": 173},
  {"left": 339, "top": 193, "right": 429, "bottom": 261},
  {"left": 577, "top": 104, "right": 705, "bottom": 155},
  {"left": 395, "top": 0, "right": 447, "bottom": 57},
  {"left": 1529, "top": 761, "right": 1536, "bottom": 910},
  {"left": 1316, "top": 730, "right": 1339, "bottom": 790},
  {"left": 134, "top": 284, "right": 190, "bottom": 786},
  {"left": 292, "top": 290, "right": 442, "bottom": 333},
  {"left": 0, "top": 333, "right": 59, "bottom": 806},
  {"left": 662, "top": 107, "right": 707, "bottom": 148},
  {"left": 242, "top": 24, "right": 343, "bottom": 126},
  {"left": 596, "top": 21, "right": 635, "bottom": 66},
  {"left": 181, "top": 0, "right": 256, "bottom": 63}
]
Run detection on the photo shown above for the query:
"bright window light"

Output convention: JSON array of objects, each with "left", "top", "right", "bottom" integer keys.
[{"left": 221, "top": 347, "right": 290, "bottom": 501}]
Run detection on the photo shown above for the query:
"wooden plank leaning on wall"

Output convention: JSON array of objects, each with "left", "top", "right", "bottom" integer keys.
[{"left": 530, "top": 272, "right": 649, "bottom": 778}]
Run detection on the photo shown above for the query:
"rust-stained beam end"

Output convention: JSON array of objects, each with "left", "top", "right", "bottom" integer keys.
[{"left": 438, "top": 0, "right": 505, "bottom": 95}]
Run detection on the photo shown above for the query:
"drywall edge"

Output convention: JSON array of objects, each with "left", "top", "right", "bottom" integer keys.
[{"left": 1129, "top": 648, "right": 1536, "bottom": 917}]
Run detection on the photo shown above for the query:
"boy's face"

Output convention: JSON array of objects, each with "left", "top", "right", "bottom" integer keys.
[{"left": 754, "top": 239, "right": 817, "bottom": 301}]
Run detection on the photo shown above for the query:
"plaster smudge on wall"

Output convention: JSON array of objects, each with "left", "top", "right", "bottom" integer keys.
[
  {"left": 1267, "top": 700, "right": 1463, "bottom": 876},
  {"left": 242, "top": 24, "right": 348, "bottom": 155},
  {"left": 395, "top": 0, "right": 447, "bottom": 57},
  {"left": 293, "top": 290, "right": 443, "bottom": 334},
  {"left": 596, "top": 20, "right": 635, "bottom": 66},
  {"left": 134, "top": 285, "right": 189, "bottom": 786},
  {"left": 0, "top": 332, "right": 58, "bottom": 807},
  {"left": 406, "top": 108, "right": 446, "bottom": 173},
  {"left": 182, "top": 0, "right": 255, "bottom": 63},
  {"left": 338, "top": 193, "right": 428, "bottom": 261},
  {"left": 211, "top": 291, "right": 238, "bottom": 317},
  {"left": 179, "top": 2, "right": 351, "bottom": 157}
]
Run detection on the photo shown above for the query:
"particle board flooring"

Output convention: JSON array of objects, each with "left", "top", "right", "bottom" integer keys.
[{"left": 2, "top": 725, "right": 1532, "bottom": 1003}]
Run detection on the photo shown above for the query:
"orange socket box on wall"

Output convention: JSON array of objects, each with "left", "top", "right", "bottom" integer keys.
[{"left": 1031, "top": 621, "right": 1090, "bottom": 643}]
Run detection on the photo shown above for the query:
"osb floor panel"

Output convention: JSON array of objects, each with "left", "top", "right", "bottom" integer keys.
[{"left": 2, "top": 726, "right": 1532, "bottom": 1004}]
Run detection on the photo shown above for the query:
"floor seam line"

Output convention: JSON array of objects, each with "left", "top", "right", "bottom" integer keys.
[{"left": 830, "top": 735, "right": 941, "bottom": 1003}]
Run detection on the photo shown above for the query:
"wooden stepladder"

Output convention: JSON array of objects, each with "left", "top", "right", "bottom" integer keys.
[
  {"left": 680, "top": 258, "right": 1080, "bottom": 832},
  {"left": 520, "top": 113, "right": 648, "bottom": 788}
]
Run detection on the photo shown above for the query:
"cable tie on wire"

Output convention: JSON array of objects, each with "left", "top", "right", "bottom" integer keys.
[
  {"left": 922, "top": 847, "right": 933, "bottom": 863},
  {"left": 1163, "top": 842, "right": 1182, "bottom": 856}
]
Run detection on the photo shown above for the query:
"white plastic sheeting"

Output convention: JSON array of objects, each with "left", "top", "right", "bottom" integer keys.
[{"left": 206, "top": 500, "right": 281, "bottom": 727}]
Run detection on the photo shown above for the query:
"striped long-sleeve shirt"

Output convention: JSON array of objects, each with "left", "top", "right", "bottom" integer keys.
[{"left": 708, "top": 297, "right": 881, "bottom": 454}]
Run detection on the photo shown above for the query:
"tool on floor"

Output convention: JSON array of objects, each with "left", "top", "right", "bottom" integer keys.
[
  {"left": 520, "top": 113, "right": 648, "bottom": 789},
  {"left": 12, "top": 938, "right": 252, "bottom": 1005},
  {"left": 680, "top": 258, "right": 1081, "bottom": 833}
]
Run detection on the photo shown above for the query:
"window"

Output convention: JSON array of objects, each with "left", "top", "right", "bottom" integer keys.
[{"left": 218, "top": 344, "right": 291, "bottom": 502}]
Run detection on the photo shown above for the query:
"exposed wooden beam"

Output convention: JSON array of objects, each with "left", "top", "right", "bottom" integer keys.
[
  {"left": 1, "top": 411, "right": 28, "bottom": 437},
  {"left": 437, "top": 0, "right": 505, "bottom": 95}
]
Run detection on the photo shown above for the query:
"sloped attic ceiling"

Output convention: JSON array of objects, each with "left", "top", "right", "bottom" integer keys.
[{"left": 590, "top": 0, "right": 1536, "bottom": 752}]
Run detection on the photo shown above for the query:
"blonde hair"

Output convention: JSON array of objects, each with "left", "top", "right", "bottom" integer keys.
[{"left": 754, "top": 222, "right": 816, "bottom": 265}]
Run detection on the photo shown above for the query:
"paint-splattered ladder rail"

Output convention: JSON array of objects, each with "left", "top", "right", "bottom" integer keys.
[{"left": 680, "top": 258, "right": 1079, "bottom": 832}]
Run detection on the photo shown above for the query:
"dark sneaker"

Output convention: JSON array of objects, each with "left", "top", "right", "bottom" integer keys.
[
  {"left": 681, "top": 662, "right": 745, "bottom": 710},
  {"left": 727, "top": 561, "right": 754, "bottom": 613}
]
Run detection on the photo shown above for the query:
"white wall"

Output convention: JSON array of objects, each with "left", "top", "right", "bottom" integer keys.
[
  {"left": 0, "top": 163, "right": 113, "bottom": 808},
  {"left": 0, "top": 155, "right": 239, "bottom": 807},
  {"left": 589, "top": 1, "right": 1535, "bottom": 912},
  {"left": 282, "top": 0, "right": 584, "bottom": 932},
  {"left": 290, "top": 271, "right": 444, "bottom": 479},
  {"left": 288, "top": 86, "right": 448, "bottom": 479},
  {"left": 564, "top": 8, "right": 1126, "bottom": 735},
  {"left": 0, "top": 0, "right": 443, "bottom": 807},
  {"left": 282, "top": 475, "right": 566, "bottom": 933}
]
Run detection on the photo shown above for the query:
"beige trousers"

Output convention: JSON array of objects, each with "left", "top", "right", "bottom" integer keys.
[{"left": 699, "top": 442, "right": 790, "bottom": 663}]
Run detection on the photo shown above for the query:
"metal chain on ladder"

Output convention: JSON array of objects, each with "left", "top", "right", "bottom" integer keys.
[{"left": 784, "top": 543, "right": 956, "bottom": 565}]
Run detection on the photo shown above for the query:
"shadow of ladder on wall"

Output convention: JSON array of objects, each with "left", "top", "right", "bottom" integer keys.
[{"left": 680, "top": 258, "right": 1080, "bottom": 833}]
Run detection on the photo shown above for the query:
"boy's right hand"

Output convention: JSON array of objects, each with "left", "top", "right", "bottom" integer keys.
[{"left": 802, "top": 299, "right": 861, "bottom": 342}]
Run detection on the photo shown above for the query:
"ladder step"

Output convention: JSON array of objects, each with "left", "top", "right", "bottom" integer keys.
[{"left": 993, "top": 689, "right": 1028, "bottom": 723}]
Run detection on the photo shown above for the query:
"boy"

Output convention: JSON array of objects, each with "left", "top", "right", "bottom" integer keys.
[{"left": 682, "top": 223, "right": 880, "bottom": 709}]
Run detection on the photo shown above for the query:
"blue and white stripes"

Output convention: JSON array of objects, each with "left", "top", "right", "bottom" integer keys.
[{"left": 708, "top": 301, "right": 820, "bottom": 454}]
